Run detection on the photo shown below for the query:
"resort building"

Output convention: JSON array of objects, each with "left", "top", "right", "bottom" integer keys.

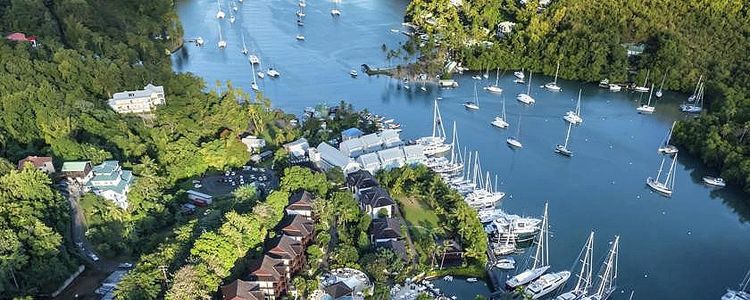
[
  {"left": 319, "top": 268, "right": 373, "bottom": 300},
  {"left": 316, "top": 142, "right": 361, "bottom": 174},
  {"left": 86, "top": 161, "right": 134, "bottom": 209},
  {"left": 358, "top": 187, "right": 395, "bottom": 218},
  {"left": 356, "top": 153, "right": 381, "bottom": 174},
  {"left": 108, "top": 84, "right": 165, "bottom": 114},
  {"left": 221, "top": 280, "right": 264, "bottom": 300},
  {"left": 17, "top": 156, "right": 55, "bottom": 174},
  {"left": 247, "top": 255, "right": 288, "bottom": 299},
  {"left": 284, "top": 138, "right": 310, "bottom": 158},
  {"left": 341, "top": 128, "right": 364, "bottom": 141},
  {"left": 402, "top": 145, "right": 426, "bottom": 166},
  {"left": 345, "top": 170, "right": 379, "bottom": 196},
  {"left": 370, "top": 218, "right": 402, "bottom": 243},
  {"left": 377, "top": 147, "right": 405, "bottom": 170},
  {"left": 61, "top": 161, "right": 93, "bottom": 184},
  {"left": 277, "top": 214, "right": 315, "bottom": 246},
  {"left": 286, "top": 190, "right": 314, "bottom": 218}
]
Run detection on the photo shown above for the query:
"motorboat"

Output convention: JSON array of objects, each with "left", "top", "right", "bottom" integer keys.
[
  {"left": 608, "top": 84, "right": 621, "bottom": 92},
  {"left": 267, "top": 68, "right": 281, "bottom": 77},
  {"left": 495, "top": 258, "right": 516, "bottom": 270},
  {"left": 507, "top": 137, "right": 522, "bottom": 148},
  {"left": 525, "top": 271, "right": 572, "bottom": 299},
  {"left": 296, "top": 34, "right": 305, "bottom": 40},
  {"left": 350, "top": 69, "right": 358, "bottom": 77},
  {"left": 702, "top": 176, "right": 726, "bottom": 187}
]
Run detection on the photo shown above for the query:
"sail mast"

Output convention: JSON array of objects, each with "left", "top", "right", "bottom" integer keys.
[
  {"left": 665, "top": 154, "right": 678, "bottom": 190},
  {"left": 576, "top": 89, "right": 582, "bottom": 115},
  {"left": 564, "top": 122, "right": 572, "bottom": 148},
  {"left": 574, "top": 232, "right": 595, "bottom": 292},
  {"left": 554, "top": 62, "right": 560, "bottom": 84},
  {"left": 527, "top": 70, "right": 533, "bottom": 94},
  {"left": 655, "top": 156, "right": 666, "bottom": 182}
]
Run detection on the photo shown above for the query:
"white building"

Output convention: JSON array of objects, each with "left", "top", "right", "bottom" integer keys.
[
  {"left": 108, "top": 84, "right": 165, "bottom": 114},
  {"left": 283, "top": 138, "right": 310, "bottom": 158},
  {"left": 339, "top": 138, "right": 365, "bottom": 158},
  {"left": 360, "top": 133, "right": 383, "bottom": 153},
  {"left": 379, "top": 129, "right": 402, "bottom": 148},
  {"left": 356, "top": 153, "right": 381, "bottom": 174},
  {"left": 241, "top": 134, "right": 266, "bottom": 152},
  {"left": 316, "top": 143, "right": 361, "bottom": 174},
  {"left": 377, "top": 147, "right": 405, "bottom": 170},
  {"left": 402, "top": 145, "right": 426, "bottom": 165},
  {"left": 86, "top": 161, "right": 134, "bottom": 209}
]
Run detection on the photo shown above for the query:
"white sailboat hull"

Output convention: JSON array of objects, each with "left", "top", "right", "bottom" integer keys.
[
  {"left": 517, "top": 94, "right": 535, "bottom": 104},
  {"left": 634, "top": 86, "right": 649, "bottom": 93},
  {"left": 464, "top": 102, "right": 479, "bottom": 110},
  {"left": 658, "top": 145, "right": 678, "bottom": 155},
  {"left": 564, "top": 112, "right": 583, "bottom": 124},
  {"left": 646, "top": 177, "right": 673, "bottom": 196},
  {"left": 491, "top": 117, "right": 509, "bottom": 128},
  {"left": 636, "top": 105, "right": 655, "bottom": 114},
  {"left": 525, "top": 271, "right": 572, "bottom": 299},
  {"left": 545, "top": 82, "right": 561, "bottom": 92},
  {"left": 507, "top": 137, "right": 523, "bottom": 148},
  {"left": 484, "top": 85, "right": 503, "bottom": 93},
  {"left": 514, "top": 71, "right": 525, "bottom": 79},
  {"left": 555, "top": 145, "right": 572, "bottom": 156},
  {"left": 506, "top": 266, "right": 550, "bottom": 289}
]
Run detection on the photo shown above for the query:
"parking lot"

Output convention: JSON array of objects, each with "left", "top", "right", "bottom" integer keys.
[{"left": 192, "top": 166, "right": 278, "bottom": 198}]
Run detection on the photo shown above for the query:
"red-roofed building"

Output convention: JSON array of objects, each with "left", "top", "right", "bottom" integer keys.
[
  {"left": 17, "top": 156, "right": 55, "bottom": 174},
  {"left": 221, "top": 279, "right": 264, "bottom": 300},
  {"left": 265, "top": 235, "right": 306, "bottom": 275},
  {"left": 6, "top": 32, "right": 37, "bottom": 46},
  {"left": 248, "top": 255, "right": 288, "bottom": 299}
]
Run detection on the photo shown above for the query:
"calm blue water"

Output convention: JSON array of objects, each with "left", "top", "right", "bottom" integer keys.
[{"left": 172, "top": 0, "right": 750, "bottom": 299}]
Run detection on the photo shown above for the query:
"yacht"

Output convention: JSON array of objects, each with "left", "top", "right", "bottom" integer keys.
[
  {"left": 484, "top": 68, "right": 503, "bottom": 93},
  {"left": 464, "top": 83, "right": 480, "bottom": 110},
  {"left": 495, "top": 257, "right": 516, "bottom": 270},
  {"left": 646, "top": 153, "right": 678, "bottom": 197},
  {"left": 556, "top": 232, "right": 595, "bottom": 300},
  {"left": 634, "top": 70, "right": 650, "bottom": 93},
  {"left": 514, "top": 69, "right": 525, "bottom": 79},
  {"left": 296, "top": 34, "right": 305, "bottom": 41},
  {"left": 702, "top": 176, "right": 726, "bottom": 188},
  {"left": 655, "top": 72, "right": 667, "bottom": 98},
  {"left": 608, "top": 84, "right": 621, "bottom": 92},
  {"left": 598, "top": 79, "right": 609, "bottom": 88},
  {"left": 491, "top": 98, "right": 510, "bottom": 129},
  {"left": 658, "top": 121, "right": 679, "bottom": 155},
  {"left": 350, "top": 69, "right": 358, "bottom": 77},
  {"left": 722, "top": 270, "right": 750, "bottom": 300},
  {"left": 555, "top": 122, "right": 574, "bottom": 157},
  {"left": 517, "top": 70, "right": 536, "bottom": 104},
  {"left": 250, "top": 61, "right": 260, "bottom": 91},
  {"left": 506, "top": 115, "right": 523, "bottom": 148},
  {"left": 580, "top": 236, "right": 620, "bottom": 300},
  {"left": 506, "top": 203, "right": 551, "bottom": 289},
  {"left": 416, "top": 100, "right": 452, "bottom": 156},
  {"left": 544, "top": 62, "right": 562, "bottom": 92},
  {"left": 636, "top": 84, "right": 656, "bottom": 114},
  {"left": 267, "top": 67, "right": 280, "bottom": 77},
  {"left": 248, "top": 54, "right": 260, "bottom": 65},
  {"left": 564, "top": 89, "right": 584, "bottom": 124},
  {"left": 525, "top": 271, "right": 572, "bottom": 299}
]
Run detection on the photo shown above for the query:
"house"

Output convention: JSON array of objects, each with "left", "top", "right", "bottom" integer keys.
[
  {"left": 359, "top": 133, "right": 383, "bottom": 153},
  {"left": 248, "top": 255, "right": 288, "bottom": 299},
  {"left": 221, "top": 279, "right": 264, "bottom": 300},
  {"left": 6, "top": 32, "right": 37, "bottom": 47},
  {"left": 240, "top": 133, "right": 266, "bottom": 153},
  {"left": 277, "top": 214, "right": 315, "bottom": 246},
  {"left": 345, "top": 169, "right": 379, "bottom": 196},
  {"left": 320, "top": 268, "right": 373, "bottom": 300},
  {"left": 86, "top": 161, "right": 134, "bottom": 209},
  {"left": 17, "top": 156, "right": 55, "bottom": 174},
  {"left": 359, "top": 187, "right": 395, "bottom": 218},
  {"left": 286, "top": 190, "right": 314, "bottom": 218},
  {"left": 61, "top": 161, "right": 93, "bottom": 183},
  {"left": 438, "top": 239, "right": 464, "bottom": 267},
  {"left": 265, "top": 235, "right": 306, "bottom": 275},
  {"left": 356, "top": 153, "right": 381, "bottom": 174},
  {"left": 316, "top": 143, "right": 361, "bottom": 174},
  {"left": 370, "top": 218, "right": 402, "bottom": 243},
  {"left": 623, "top": 43, "right": 646, "bottom": 56},
  {"left": 379, "top": 130, "right": 402, "bottom": 148},
  {"left": 339, "top": 138, "right": 365, "bottom": 157},
  {"left": 402, "top": 145, "right": 426, "bottom": 166},
  {"left": 341, "top": 128, "right": 364, "bottom": 141},
  {"left": 283, "top": 138, "right": 310, "bottom": 158},
  {"left": 108, "top": 84, "right": 165, "bottom": 114},
  {"left": 377, "top": 147, "right": 405, "bottom": 170},
  {"left": 324, "top": 281, "right": 354, "bottom": 299},
  {"left": 376, "top": 240, "right": 408, "bottom": 261}
]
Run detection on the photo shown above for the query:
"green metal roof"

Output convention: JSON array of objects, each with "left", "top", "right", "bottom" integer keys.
[{"left": 62, "top": 161, "right": 90, "bottom": 172}]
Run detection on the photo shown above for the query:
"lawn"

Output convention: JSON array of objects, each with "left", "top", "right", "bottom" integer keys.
[{"left": 397, "top": 196, "right": 441, "bottom": 233}]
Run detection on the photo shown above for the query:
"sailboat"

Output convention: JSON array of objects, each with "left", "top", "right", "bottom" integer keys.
[
  {"left": 417, "top": 100, "right": 452, "bottom": 156},
  {"left": 420, "top": 80, "right": 427, "bottom": 92},
  {"left": 722, "top": 269, "right": 750, "bottom": 300},
  {"left": 564, "top": 89, "right": 584, "bottom": 124},
  {"left": 495, "top": 226, "right": 517, "bottom": 256},
  {"left": 555, "top": 122, "right": 574, "bottom": 157},
  {"left": 229, "top": 13, "right": 236, "bottom": 23},
  {"left": 217, "top": 25, "right": 227, "bottom": 49},
  {"left": 248, "top": 53, "right": 260, "bottom": 65},
  {"left": 517, "top": 71, "right": 536, "bottom": 104},
  {"left": 655, "top": 72, "right": 667, "bottom": 98},
  {"left": 658, "top": 121, "right": 679, "bottom": 155},
  {"left": 483, "top": 64, "right": 490, "bottom": 79},
  {"left": 506, "top": 114, "right": 523, "bottom": 148},
  {"left": 506, "top": 203, "right": 551, "bottom": 289},
  {"left": 544, "top": 62, "right": 562, "bottom": 92},
  {"left": 216, "top": 0, "right": 225, "bottom": 18},
  {"left": 580, "top": 236, "right": 619, "bottom": 300},
  {"left": 524, "top": 207, "right": 571, "bottom": 299},
  {"left": 491, "top": 97, "right": 510, "bottom": 128},
  {"left": 636, "top": 84, "right": 656, "bottom": 114},
  {"left": 431, "top": 122, "right": 464, "bottom": 174},
  {"left": 514, "top": 68, "right": 525, "bottom": 80},
  {"left": 256, "top": 59, "right": 265, "bottom": 79},
  {"left": 634, "top": 70, "right": 650, "bottom": 92},
  {"left": 250, "top": 61, "right": 259, "bottom": 91},
  {"left": 331, "top": 0, "right": 341, "bottom": 16},
  {"left": 555, "top": 232, "right": 595, "bottom": 300},
  {"left": 240, "top": 33, "right": 248, "bottom": 55},
  {"left": 688, "top": 75, "right": 703, "bottom": 102},
  {"left": 299, "top": 0, "right": 306, "bottom": 7},
  {"left": 464, "top": 83, "right": 480, "bottom": 110},
  {"left": 681, "top": 82, "right": 704, "bottom": 113},
  {"left": 646, "top": 153, "right": 678, "bottom": 197},
  {"left": 484, "top": 68, "right": 502, "bottom": 93},
  {"left": 296, "top": 34, "right": 305, "bottom": 40}
]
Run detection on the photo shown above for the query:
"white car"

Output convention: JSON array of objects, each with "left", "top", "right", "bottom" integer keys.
[
  {"left": 89, "top": 253, "right": 99, "bottom": 261},
  {"left": 118, "top": 262, "right": 134, "bottom": 269}
]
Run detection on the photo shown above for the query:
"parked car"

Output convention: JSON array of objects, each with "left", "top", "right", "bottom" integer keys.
[
  {"left": 88, "top": 252, "right": 99, "bottom": 262},
  {"left": 118, "top": 262, "right": 134, "bottom": 269}
]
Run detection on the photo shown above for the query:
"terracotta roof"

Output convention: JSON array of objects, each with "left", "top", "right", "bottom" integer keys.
[
  {"left": 266, "top": 235, "right": 304, "bottom": 260},
  {"left": 359, "top": 187, "right": 395, "bottom": 208},
  {"left": 221, "top": 279, "right": 263, "bottom": 300},
  {"left": 248, "top": 255, "right": 286, "bottom": 281},
  {"left": 324, "top": 281, "right": 354, "bottom": 299},
  {"left": 370, "top": 218, "right": 402, "bottom": 240},
  {"left": 287, "top": 190, "right": 314, "bottom": 211},
  {"left": 17, "top": 156, "right": 52, "bottom": 169},
  {"left": 277, "top": 214, "right": 314, "bottom": 239}
]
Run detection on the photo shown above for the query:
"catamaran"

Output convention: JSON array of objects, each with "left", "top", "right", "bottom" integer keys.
[
  {"left": 655, "top": 72, "right": 667, "bottom": 98},
  {"left": 506, "top": 114, "right": 523, "bottom": 148},
  {"left": 580, "top": 236, "right": 619, "bottom": 300},
  {"left": 555, "top": 122, "right": 574, "bottom": 157},
  {"left": 216, "top": 0, "right": 225, "bottom": 18},
  {"left": 240, "top": 33, "right": 248, "bottom": 55},
  {"left": 722, "top": 269, "right": 750, "bottom": 300},
  {"left": 331, "top": 0, "right": 341, "bottom": 16},
  {"left": 217, "top": 25, "right": 227, "bottom": 49},
  {"left": 634, "top": 70, "right": 650, "bottom": 93},
  {"left": 484, "top": 68, "right": 503, "bottom": 93},
  {"left": 248, "top": 54, "right": 260, "bottom": 65},
  {"left": 495, "top": 257, "right": 516, "bottom": 270},
  {"left": 506, "top": 203, "right": 551, "bottom": 289},
  {"left": 517, "top": 70, "right": 536, "bottom": 104},
  {"left": 491, "top": 97, "right": 510, "bottom": 129},
  {"left": 464, "top": 83, "right": 480, "bottom": 110},
  {"left": 417, "top": 100, "right": 452, "bottom": 156},
  {"left": 636, "top": 84, "right": 656, "bottom": 114},
  {"left": 646, "top": 153, "right": 678, "bottom": 197},
  {"left": 544, "top": 62, "right": 562, "bottom": 92},
  {"left": 658, "top": 121, "right": 679, "bottom": 155},
  {"left": 564, "top": 89, "right": 584, "bottom": 124},
  {"left": 515, "top": 69, "right": 525, "bottom": 79},
  {"left": 555, "top": 232, "right": 595, "bottom": 300}
]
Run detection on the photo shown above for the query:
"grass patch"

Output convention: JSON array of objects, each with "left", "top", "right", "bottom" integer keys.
[
  {"left": 427, "top": 264, "right": 487, "bottom": 279},
  {"left": 398, "top": 196, "right": 440, "bottom": 231}
]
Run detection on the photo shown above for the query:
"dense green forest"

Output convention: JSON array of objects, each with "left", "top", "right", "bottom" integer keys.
[
  {"left": 406, "top": 0, "right": 750, "bottom": 193},
  {"left": 0, "top": 0, "right": 299, "bottom": 297}
]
